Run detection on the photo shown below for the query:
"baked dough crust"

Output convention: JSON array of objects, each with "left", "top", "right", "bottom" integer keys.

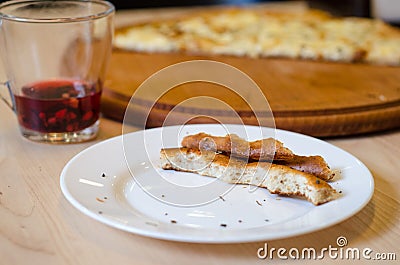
[
  {"left": 181, "top": 133, "right": 335, "bottom": 181},
  {"left": 160, "top": 147, "right": 338, "bottom": 205}
]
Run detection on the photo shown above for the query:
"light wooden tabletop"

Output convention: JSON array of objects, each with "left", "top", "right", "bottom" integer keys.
[{"left": 1, "top": 5, "right": 399, "bottom": 265}]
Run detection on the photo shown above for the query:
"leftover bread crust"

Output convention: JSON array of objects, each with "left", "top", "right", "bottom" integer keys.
[
  {"left": 181, "top": 133, "right": 335, "bottom": 181},
  {"left": 160, "top": 147, "right": 338, "bottom": 205}
]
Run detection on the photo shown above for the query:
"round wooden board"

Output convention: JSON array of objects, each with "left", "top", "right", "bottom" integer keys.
[{"left": 102, "top": 50, "right": 400, "bottom": 137}]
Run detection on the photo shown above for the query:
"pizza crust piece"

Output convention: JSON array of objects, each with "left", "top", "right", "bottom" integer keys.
[
  {"left": 181, "top": 132, "right": 335, "bottom": 181},
  {"left": 160, "top": 147, "right": 339, "bottom": 205}
]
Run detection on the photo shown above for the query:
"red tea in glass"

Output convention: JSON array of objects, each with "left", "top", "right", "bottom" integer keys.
[
  {"left": 0, "top": 0, "right": 114, "bottom": 143},
  {"left": 14, "top": 79, "right": 101, "bottom": 133}
]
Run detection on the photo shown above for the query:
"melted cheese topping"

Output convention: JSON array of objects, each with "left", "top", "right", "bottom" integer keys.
[
  {"left": 114, "top": 26, "right": 178, "bottom": 52},
  {"left": 115, "top": 8, "right": 400, "bottom": 65}
]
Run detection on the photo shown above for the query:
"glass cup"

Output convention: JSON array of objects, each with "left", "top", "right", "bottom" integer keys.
[{"left": 0, "top": 0, "right": 114, "bottom": 143}]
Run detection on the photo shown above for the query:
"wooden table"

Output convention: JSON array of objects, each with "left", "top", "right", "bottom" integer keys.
[{"left": 1, "top": 6, "right": 399, "bottom": 265}]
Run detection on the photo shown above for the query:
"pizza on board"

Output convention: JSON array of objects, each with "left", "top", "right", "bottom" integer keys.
[{"left": 114, "top": 8, "right": 400, "bottom": 66}]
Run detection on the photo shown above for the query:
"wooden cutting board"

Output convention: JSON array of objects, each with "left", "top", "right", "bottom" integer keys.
[{"left": 102, "top": 50, "right": 400, "bottom": 137}]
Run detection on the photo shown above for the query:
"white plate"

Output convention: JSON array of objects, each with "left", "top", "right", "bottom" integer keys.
[{"left": 60, "top": 124, "right": 374, "bottom": 243}]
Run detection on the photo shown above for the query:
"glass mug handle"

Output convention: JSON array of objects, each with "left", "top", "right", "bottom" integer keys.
[{"left": 0, "top": 80, "right": 15, "bottom": 111}]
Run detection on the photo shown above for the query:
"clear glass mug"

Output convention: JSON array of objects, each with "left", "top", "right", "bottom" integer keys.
[{"left": 0, "top": 0, "right": 114, "bottom": 143}]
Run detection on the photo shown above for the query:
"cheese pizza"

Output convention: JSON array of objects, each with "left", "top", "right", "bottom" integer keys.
[{"left": 114, "top": 8, "right": 400, "bottom": 66}]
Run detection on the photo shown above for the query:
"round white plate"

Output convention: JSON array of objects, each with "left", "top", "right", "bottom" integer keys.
[{"left": 60, "top": 124, "right": 374, "bottom": 243}]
